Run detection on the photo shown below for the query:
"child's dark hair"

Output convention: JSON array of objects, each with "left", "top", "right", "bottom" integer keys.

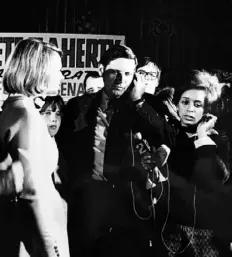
[{"left": 40, "top": 95, "right": 65, "bottom": 115}]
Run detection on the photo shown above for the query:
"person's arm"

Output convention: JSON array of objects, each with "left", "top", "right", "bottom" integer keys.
[
  {"left": 214, "top": 130, "right": 230, "bottom": 181},
  {"left": 0, "top": 154, "right": 24, "bottom": 196},
  {"left": 128, "top": 95, "right": 175, "bottom": 149},
  {"left": 15, "top": 111, "right": 69, "bottom": 257},
  {"left": 151, "top": 159, "right": 232, "bottom": 240},
  {"left": 153, "top": 140, "right": 232, "bottom": 240},
  {"left": 130, "top": 76, "right": 176, "bottom": 148},
  {"left": 190, "top": 137, "right": 218, "bottom": 188},
  {"left": 52, "top": 152, "right": 68, "bottom": 199},
  {"left": 0, "top": 130, "right": 24, "bottom": 196},
  {"left": 191, "top": 116, "right": 230, "bottom": 187}
]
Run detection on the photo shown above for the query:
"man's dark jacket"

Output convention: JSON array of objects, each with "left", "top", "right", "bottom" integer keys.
[{"left": 56, "top": 89, "right": 172, "bottom": 187}]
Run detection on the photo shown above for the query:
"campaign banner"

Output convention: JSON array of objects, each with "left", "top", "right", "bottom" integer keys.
[{"left": 0, "top": 33, "right": 125, "bottom": 103}]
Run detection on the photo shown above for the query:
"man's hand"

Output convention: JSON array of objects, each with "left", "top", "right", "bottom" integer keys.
[
  {"left": 141, "top": 152, "right": 156, "bottom": 171},
  {"left": 141, "top": 145, "right": 169, "bottom": 187},
  {"left": 130, "top": 73, "right": 147, "bottom": 101}
]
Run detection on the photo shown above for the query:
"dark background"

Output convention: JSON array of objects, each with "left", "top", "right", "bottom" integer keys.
[{"left": 1, "top": 0, "right": 232, "bottom": 73}]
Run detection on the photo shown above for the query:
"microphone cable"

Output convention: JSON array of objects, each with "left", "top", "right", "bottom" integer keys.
[{"left": 160, "top": 163, "right": 197, "bottom": 255}]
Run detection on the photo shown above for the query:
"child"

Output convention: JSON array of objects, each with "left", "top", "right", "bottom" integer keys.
[
  {"left": 40, "top": 95, "right": 64, "bottom": 137},
  {"left": 40, "top": 95, "right": 68, "bottom": 200}
]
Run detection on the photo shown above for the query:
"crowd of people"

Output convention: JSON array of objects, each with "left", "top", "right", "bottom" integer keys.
[{"left": 0, "top": 38, "right": 232, "bottom": 257}]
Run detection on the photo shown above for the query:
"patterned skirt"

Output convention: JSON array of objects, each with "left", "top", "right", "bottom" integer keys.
[{"left": 163, "top": 224, "right": 220, "bottom": 257}]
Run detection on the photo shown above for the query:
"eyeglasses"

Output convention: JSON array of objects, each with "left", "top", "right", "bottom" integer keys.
[{"left": 137, "top": 70, "right": 159, "bottom": 80}]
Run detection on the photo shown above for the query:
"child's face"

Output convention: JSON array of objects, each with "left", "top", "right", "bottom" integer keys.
[{"left": 41, "top": 104, "right": 62, "bottom": 137}]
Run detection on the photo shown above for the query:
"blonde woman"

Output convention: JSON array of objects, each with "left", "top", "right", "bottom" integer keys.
[{"left": 0, "top": 38, "right": 69, "bottom": 257}]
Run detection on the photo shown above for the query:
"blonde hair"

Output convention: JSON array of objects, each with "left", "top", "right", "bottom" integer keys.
[
  {"left": 194, "top": 70, "right": 230, "bottom": 103},
  {"left": 3, "top": 38, "right": 62, "bottom": 96}
]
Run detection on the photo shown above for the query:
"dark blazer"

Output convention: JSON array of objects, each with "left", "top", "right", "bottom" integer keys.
[{"left": 56, "top": 90, "right": 173, "bottom": 188}]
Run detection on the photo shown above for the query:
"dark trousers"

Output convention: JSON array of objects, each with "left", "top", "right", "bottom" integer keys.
[
  {"left": 67, "top": 178, "right": 165, "bottom": 257},
  {"left": 0, "top": 197, "right": 66, "bottom": 257}
]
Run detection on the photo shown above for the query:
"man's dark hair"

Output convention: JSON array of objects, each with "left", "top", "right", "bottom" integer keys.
[{"left": 99, "top": 44, "right": 137, "bottom": 67}]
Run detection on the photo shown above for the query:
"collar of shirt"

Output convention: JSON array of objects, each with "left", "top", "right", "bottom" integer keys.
[{"left": 99, "top": 90, "right": 113, "bottom": 113}]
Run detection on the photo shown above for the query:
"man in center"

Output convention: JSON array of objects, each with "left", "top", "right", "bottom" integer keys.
[{"left": 57, "top": 44, "right": 171, "bottom": 257}]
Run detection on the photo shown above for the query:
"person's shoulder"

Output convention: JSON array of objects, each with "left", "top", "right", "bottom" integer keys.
[
  {"left": 62, "top": 92, "right": 101, "bottom": 123},
  {"left": 66, "top": 92, "right": 98, "bottom": 108},
  {"left": 2, "top": 100, "right": 28, "bottom": 125},
  {"left": 143, "top": 92, "right": 166, "bottom": 116},
  {"left": 143, "top": 92, "right": 155, "bottom": 102},
  {"left": 1, "top": 101, "right": 42, "bottom": 142}
]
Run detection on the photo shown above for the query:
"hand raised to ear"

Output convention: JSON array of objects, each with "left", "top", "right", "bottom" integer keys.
[
  {"left": 197, "top": 114, "right": 217, "bottom": 138},
  {"left": 131, "top": 73, "right": 147, "bottom": 101}
]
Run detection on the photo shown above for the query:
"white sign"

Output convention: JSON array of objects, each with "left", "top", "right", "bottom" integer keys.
[{"left": 0, "top": 33, "right": 125, "bottom": 102}]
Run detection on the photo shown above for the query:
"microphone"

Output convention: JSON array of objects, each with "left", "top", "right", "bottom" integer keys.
[
  {"left": 133, "top": 133, "right": 170, "bottom": 188},
  {"left": 134, "top": 132, "right": 170, "bottom": 169},
  {"left": 134, "top": 132, "right": 151, "bottom": 153}
]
